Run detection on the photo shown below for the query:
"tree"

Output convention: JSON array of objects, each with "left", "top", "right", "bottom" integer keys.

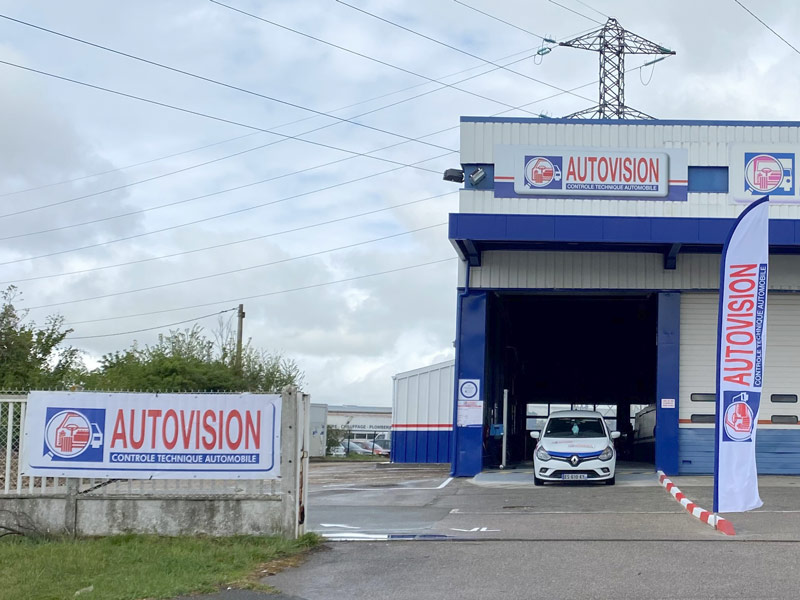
[
  {"left": 0, "top": 286, "right": 83, "bottom": 390},
  {"left": 83, "top": 323, "right": 304, "bottom": 393}
]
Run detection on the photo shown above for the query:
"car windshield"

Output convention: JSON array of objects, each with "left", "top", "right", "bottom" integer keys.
[{"left": 544, "top": 417, "right": 606, "bottom": 438}]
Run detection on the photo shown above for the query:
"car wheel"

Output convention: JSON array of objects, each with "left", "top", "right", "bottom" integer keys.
[
  {"left": 604, "top": 476, "right": 616, "bottom": 486},
  {"left": 534, "top": 474, "right": 544, "bottom": 486}
]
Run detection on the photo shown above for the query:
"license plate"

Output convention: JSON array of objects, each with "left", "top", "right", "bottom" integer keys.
[{"left": 561, "top": 473, "right": 588, "bottom": 480}]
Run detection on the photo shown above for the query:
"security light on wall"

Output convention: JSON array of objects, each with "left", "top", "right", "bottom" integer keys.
[
  {"left": 443, "top": 168, "right": 464, "bottom": 183},
  {"left": 469, "top": 167, "right": 486, "bottom": 186}
]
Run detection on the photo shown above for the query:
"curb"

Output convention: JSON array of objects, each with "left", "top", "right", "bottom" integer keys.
[{"left": 657, "top": 471, "right": 735, "bottom": 536}]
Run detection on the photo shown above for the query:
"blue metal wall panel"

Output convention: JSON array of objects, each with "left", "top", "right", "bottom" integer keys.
[
  {"left": 656, "top": 292, "right": 681, "bottom": 475},
  {"left": 392, "top": 431, "right": 452, "bottom": 463},
  {"left": 680, "top": 428, "right": 800, "bottom": 474},
  {"left": 452, "top": 290, "right": 487, "bottom": 477}
]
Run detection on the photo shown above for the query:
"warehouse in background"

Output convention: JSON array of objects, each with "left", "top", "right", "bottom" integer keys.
[
  {"left": 447, "top": 117, "right": 800, "bottom": 477},
  {"left": 391, "top": 360, "right": 454, "bottom": 463}
]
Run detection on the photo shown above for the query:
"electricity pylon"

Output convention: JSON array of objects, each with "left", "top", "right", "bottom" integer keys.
[{"left": 559, "top": 18, "right": 675, "bottom": 119}]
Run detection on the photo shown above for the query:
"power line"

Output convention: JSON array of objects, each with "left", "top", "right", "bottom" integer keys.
[
  {"left": 0, "top": 45, "right": 537, "bottom": 200},
  {"left": 1, "top": 191, "right": 456, "bottom": 284},
  {"left": 548, "top": 0, "right": 605, "bottom": 25},
  {"left": 334, "top": 0, "right": 595, "bottom": 104},
  {"left": 0, "top": 14, "right": 460, "bottom": 156},
  {"left": 453, "top": 0, "right": 555, "bottom": 41},
  {"left": 0, "top": 146, "right": 453, "bottom": 242},
  {"left": 733, "top": 0, "right": 800, "bottom": 55},
  {"left": 0, "top": 151, "right": 448, "bottom": 267},
  {"left": 66, "top": 308, "right": 237, "bottom": 340},
  {"left": 208, "top": 0, "right": 546, "bottom": 115},
  {"left": 24, "top": 223, "right": 448, "bottom": 310},
  {"left": 0, "top": 58, "right": 449, "bottom": 196},
  {"left": 63, "top": 257, "right": 457, "bottom": 327},
  {"left": 571, "top": 0, "right": 610, "bottom": 20},
  {"left": 0, "top": 49, "right": 544, "bottom": 221}
]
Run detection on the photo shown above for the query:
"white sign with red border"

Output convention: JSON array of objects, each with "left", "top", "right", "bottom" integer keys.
[
  {"left": 493, "top": 145, "right": 688, "bottom": 200},
  {"left": 23, "top": 391, "right": 281, "bottom": 479}
]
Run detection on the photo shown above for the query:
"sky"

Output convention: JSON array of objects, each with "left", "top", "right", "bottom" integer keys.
[{"left": 0, "top": 0, "right": 798, "bottom": 406}]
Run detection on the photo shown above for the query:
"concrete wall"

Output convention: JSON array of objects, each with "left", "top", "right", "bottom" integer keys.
[{"left": 0, "top": 388, "right": 309, "bottom": 538}]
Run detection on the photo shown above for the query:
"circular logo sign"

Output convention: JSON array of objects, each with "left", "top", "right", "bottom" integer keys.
[
  {"left": 723, "top": 402, "right": 754, "bottom": 442},
  {"left": 524, "top": 157, "right": 559, "bottom": 188},
  {"left": 745, "top": 154, "right": 783, "bottom": 193},
  {"left": 45, "top": 410, "right": 92, "bottom": 458},
  {"left": 459, "top": 381, "right": 478, "bottom": 399}
]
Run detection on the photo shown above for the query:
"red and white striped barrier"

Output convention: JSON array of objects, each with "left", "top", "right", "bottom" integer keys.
[{"left": 657, "top": 471, "right": 735, "bottom": 536}]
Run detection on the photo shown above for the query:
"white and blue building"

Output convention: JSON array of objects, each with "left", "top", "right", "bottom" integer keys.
[{"left": 396, "top": 116, "right": 800, "bottom": 477}]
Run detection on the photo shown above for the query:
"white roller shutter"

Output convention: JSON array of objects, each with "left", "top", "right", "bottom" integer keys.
[{"left": 680, "top": 293, "right": 800, "bottom": 428}]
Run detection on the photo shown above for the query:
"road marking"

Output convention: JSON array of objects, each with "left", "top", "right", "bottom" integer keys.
[
  {"left": 319, "top": 523, "right": 360, "bottom": 529},
  {"left": 318, "top": 477, "right": 453, "bottom": 492},
  {"left": 450, "top": 527, "right": 500, "bottom": 532}
]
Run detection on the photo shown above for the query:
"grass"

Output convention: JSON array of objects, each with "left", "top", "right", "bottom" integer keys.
[{"left": 0, "top": 533, "right": 319, "bottom": 600}]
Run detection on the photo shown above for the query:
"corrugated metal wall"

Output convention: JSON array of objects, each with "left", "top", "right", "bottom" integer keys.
[
  {"left": 462, "top": 251, "right": 800, "bottom": 291},
  {"left": 391, "top": 360, "right": 454, "bottom": 463},
  {"left": 679, "top": 293, "right": 800, "bottom": 474},
  {"left": 460, "top": 121, "right": 800, "bottom": 219}
]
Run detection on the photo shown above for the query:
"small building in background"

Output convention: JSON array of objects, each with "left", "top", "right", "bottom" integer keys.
[
  {"left": 391, "top": 360, "right": 454, "bottom": 463},
  {"left": 327, "top": 405, "right": 392, "bottom": 440},
  {"left": 309, "top": 403, "right": 328, "bottom": 458}
]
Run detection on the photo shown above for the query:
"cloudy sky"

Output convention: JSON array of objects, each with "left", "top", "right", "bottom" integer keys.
[{"left": 0, "top": 0, "right": 797, "bottom": 406}]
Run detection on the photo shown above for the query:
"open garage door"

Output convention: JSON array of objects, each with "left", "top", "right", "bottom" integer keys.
[{"left": 484, "top": 293, "right": 658, "bottom": 468}]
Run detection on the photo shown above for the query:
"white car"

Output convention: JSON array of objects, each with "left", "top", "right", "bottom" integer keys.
[{"left": 531, "top": 410, "right": 620, "bottom": 486}]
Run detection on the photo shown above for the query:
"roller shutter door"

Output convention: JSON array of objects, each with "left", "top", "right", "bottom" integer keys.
[{"left": 679, "top": 293, "right": 800, "bottom": 474}]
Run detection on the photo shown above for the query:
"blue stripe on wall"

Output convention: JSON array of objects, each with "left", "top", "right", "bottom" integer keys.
[
  {"left": 392, "top": 431, "right": 452, "bottom": 463},
  {"left": 679, "top": 428, "right": 800, "bottom": 474}
]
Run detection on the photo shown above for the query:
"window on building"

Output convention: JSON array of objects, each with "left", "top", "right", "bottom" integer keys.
[
  {"left": 772, "top": 415, "right": 799, "bottom": 425},
  {"left": 690, "top": 414, "right": 715, "bottom": 424},
  {"left": 771, "top": 394, "right": 798, "bottom": 403},
  {"left": 690, "top": 393, "right": 715, "bottom": 402}
]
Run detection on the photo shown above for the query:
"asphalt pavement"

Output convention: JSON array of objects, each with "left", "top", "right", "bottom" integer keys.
[{"left": 184, "top": 462, "right": 800, "bottom": 599}]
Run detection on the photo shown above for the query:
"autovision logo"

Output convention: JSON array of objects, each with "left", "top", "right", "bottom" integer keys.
[
  {"left": 524, "top": 155, "right": 562, "bottom": 189},
  {"left": 43, "top": 407, "right": 105, "bottom": 462},
  {"left": 722, "top": 392, "right": 757, "bottom": 443},
  {"left": 744, "top": 152, "right": 794, "bottom": 195}
]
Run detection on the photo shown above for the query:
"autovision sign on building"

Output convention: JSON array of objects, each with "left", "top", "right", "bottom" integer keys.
[
  {"left": 493, "top": 145, "right": 689, "bottom": 201},
  {"left": 729, "top": 144, "right": 799, "bottom": 203},
  {"left": 23, "top": 391, "right": 281, "bottom": 479}
]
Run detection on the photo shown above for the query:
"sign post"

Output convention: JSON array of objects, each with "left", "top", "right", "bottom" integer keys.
[{"left": 714, "top": 196, "right": 769, "bottom": 513}]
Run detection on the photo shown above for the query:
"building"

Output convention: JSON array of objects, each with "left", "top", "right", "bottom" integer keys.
[
  {"left": 446, "top": 117, "right": 800, "bottom": 477},
  {"left": 327, "top": 405, "right": 391, "bottom": 440}
]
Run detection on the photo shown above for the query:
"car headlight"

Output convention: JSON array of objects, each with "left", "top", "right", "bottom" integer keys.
[
  {"left": 599, "top": 446, "right": 614, "bottom": 461},
  {"left": 535, "top": 446, "right": 551, "bottom": 461}
]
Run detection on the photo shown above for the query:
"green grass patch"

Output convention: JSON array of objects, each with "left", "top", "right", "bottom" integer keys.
[{"left": 0, "top": 533, "right": 319, "bottom": 600}]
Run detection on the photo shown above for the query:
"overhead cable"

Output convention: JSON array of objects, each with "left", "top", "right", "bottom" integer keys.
[
  {"left": 66, "top": 308, "right": 237, "bottom": 340},
  {"left": 24, "top": 223, "right": 448, "bottom": 310}
]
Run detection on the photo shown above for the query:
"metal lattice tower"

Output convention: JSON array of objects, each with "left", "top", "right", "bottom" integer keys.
[{"left": 559, "top": 18, "right": 675, "bottom": 119}]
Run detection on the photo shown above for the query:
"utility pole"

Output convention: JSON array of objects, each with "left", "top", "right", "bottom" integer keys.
[
  {"left": 559, "top": 18, "right": 675, "bottom": 119},
  {"left": 235, "top": 303, "right": 245, "bottom": 375}
]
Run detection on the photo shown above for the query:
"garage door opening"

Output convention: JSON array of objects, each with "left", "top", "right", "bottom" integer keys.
[{"left": 484, "top": 293, "right": 658, "bottom": 468}]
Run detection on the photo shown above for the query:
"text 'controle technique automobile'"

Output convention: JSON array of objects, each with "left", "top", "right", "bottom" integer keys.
[{"left": 531, "top": 410, "right": 621, "bottom": 486}]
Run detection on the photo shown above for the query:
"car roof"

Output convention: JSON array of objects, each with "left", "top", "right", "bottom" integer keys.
[{"left": 547, "top": 410, "right": 605, "bottom": 419}]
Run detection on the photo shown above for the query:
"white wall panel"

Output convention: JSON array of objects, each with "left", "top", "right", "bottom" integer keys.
[
  {"left": 680, "top": 294, "right": 800, "bottom": 429},
  {"left": 392, "top": 361, "right": 454, "bottom": 426},
  {"left": 466, "top": 252, "right": 800, "bottom": 291},
  {"left": 459, "top": 121, "right": 800, "bottom": 219}
]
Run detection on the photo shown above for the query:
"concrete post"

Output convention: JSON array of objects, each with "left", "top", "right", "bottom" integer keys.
[
  {"left": 279, "top": 387, "right": 309, "bottom": 538},
  {"left": 65, "top": 478, "right": 79, "bottom": 536}
]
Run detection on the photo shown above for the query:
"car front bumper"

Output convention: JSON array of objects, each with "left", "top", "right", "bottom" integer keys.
[{"left": 533, "top": 456, "right": 616, "bottom": 481}]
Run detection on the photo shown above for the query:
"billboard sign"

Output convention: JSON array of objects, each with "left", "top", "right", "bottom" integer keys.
[
  {"left": 494, "top": 145, "right": 688, "bottom": 200},
  {"left": 730, "top": 144, "right": 798, "bottom": 203},
  {"left": 23, "top": 391, "right": 281, "bottom": 479},
  {"left": 714, "top": 196, "right": 769, "bottom": 513}
]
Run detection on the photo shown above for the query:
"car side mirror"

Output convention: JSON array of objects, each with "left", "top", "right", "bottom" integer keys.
[
  {"left": 611, "top": 431, "right": 621, "bottom": 440},
  {"left": 530, "top": 431, "right": 540, "bottom": 439}
]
